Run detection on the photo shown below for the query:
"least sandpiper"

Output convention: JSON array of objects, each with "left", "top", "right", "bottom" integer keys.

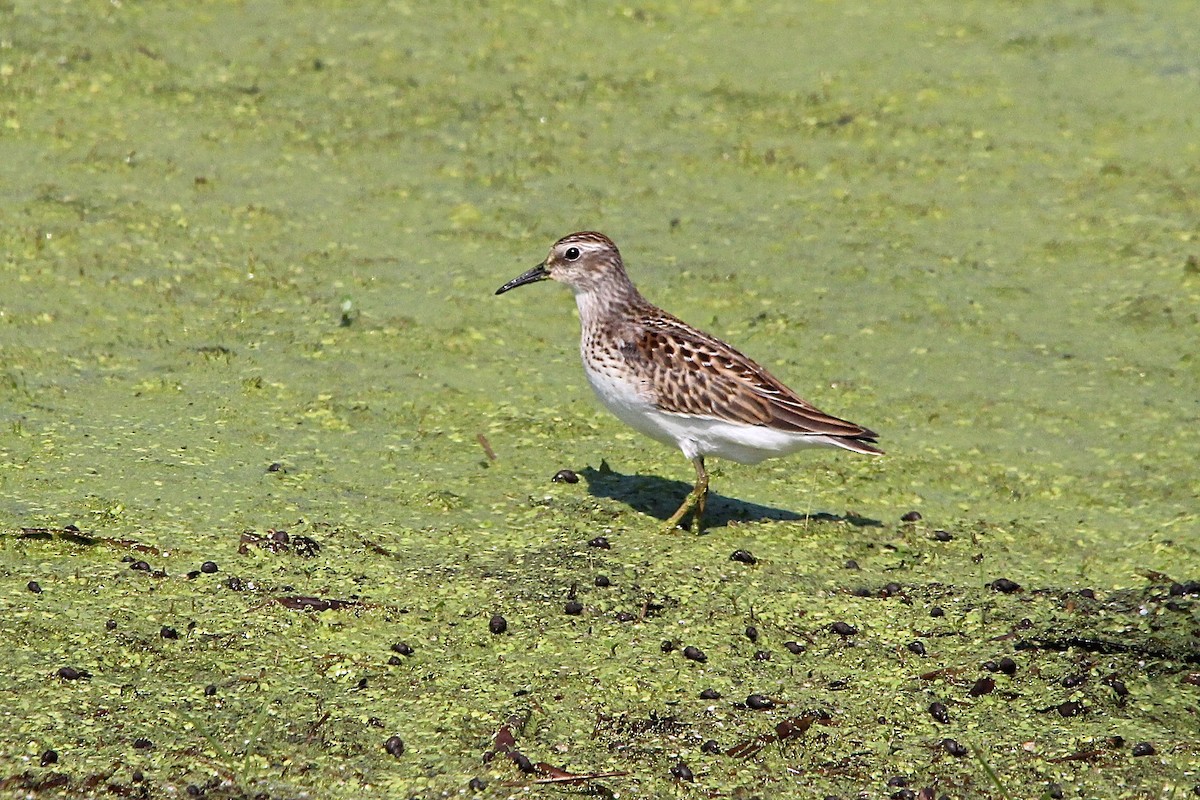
[{"left": 496, "top": 231, "right": 882, "bottom": 532}]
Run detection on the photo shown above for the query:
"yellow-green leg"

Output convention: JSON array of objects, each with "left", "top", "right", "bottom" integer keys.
[{"left": 664, "top": 456, "right": 708, "bottom": 533}]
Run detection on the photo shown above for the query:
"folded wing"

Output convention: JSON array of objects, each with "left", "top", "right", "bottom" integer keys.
[{"left": 633, "top": 315, "right": 882, "bottom": 453}]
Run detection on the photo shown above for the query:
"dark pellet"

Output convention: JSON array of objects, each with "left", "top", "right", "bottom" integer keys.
[
  {"left": 133, "top": 738, "right": 153, "bottom": 750},
  {"left": 564, "top": 600, "right": 583, "bottom": 615},
  {"left": 551, "top": 469, "right": 579, "bottom": 484},
  {"left": 907, "top": 641, "right": 926, "bottom": 656},
  {"left": 594, "top": 575, "right": 611, "bottom": 587},
  {"left": 40, "top": 749, "right": 57, "bottom": 766},
  {"left": 1078, "top": 588, "right": 1095, "bottom": 599},
  {"left": 292, "top": 535, "right": 320, "bottom": 557},
  {"left": 1047, "top": 783, "right": 1064, "bottom": 799},
  {"left": 830, "top": 621, "right": 858, "bottom": 637},
  {"left": 744, "top": 626, "right": 758, "bottom": 642},
  {"left": 700, "top": 739, "right": 722, "bottom": 755},
  {"left": 900, "top": 511, "right": 922, "bottom": 522},
  {"left": 999, "top": 657, "right": 1017, "bottom": 675},
  {"left": 930, "top": 606, "right": 945, "bottom": 618},
  {"left": 699, "top": 688, "right": 721, "bottom": 700},
  {"left": 488, "top": 615, "right": 507, "bottom": 635},
  {"left": 468, "top": 777, "right": 487, "bottom": 791},
  {"left": 390, "top": 642, "right": 414, "bottom": 656},
  {"left": 384, "top": 735, "right": 405, "bottom": 757},
  {"left": 267, "top": 462, "right": 284, "bottom": 472},
  {"left": 661, "top": 640, "right": 675, "bottom": 653},
  {"left": 511, "top": 751, "right": 534, "bottom": 773},
  {"left": 670, "top": 761, "right": 694, "bottom": 781},
  {"left": 388, "top": 656, "right": 402, "bottom": 665},
  {"left": 942, "top": 738, "right": 968, "bottom": 757},
  {"left": 204, "top": 684, "right": 217, "bottom": 696},
  {"left": 730, "top": 549, "right": 757, "bottom": 564},
  {"left": 928, "top": 701, "right": 950, "bottom": 724},
  {"left": 989, "top": 578, "right": 1021, "bottom": 593},
  {"left": 587, "top": 536, "right": 611, "bottom": 549},
  {"left": 784, "top": 641, "right": 805, "bottom": 655},
  {"left": 882, "top": 582, "right": 903, "bottom": 597},
  {"left": 843, "top": 559, "right": 860, "bottom": 570},
  {"left": 1058, "top": 700, "right": 1084, "bottom": 717},
  {"left": 131, "top": 560, "right": 150, "bottom": 571},
  {"left": 27, "top": 581, "right": 42, "bottom": 594},
  {"left": 683, "top": 646, "right": 707, "bottom": 663},
  {"left": 754, "top": 650, "right": 771, "bottom": 661},
  {"left": 1132, "top": 742, "right": 1156, "bottom": 757},
  {"left": 200, "top": 561, "right": 219, "bottom": 574},
  {"left": 746, "top": 694, "right": 775, "bottom": 710},
  {"left": 160, "top": 626, "right": 179, "bottom": 640},
  {"left": 57, "top": 666, "right": 90, "bottom": 681},
  {"left": 931, "top": 529, "right": 953, "bottom": 541},
  {"left": 105, "top": 619, "right": 117, "bottom": 630},
  {"left": 969, "top": 677, "right": 995, "bottom": 697},
  {"left": 853, "top": 587, "right": 873, "bottom": 597}
]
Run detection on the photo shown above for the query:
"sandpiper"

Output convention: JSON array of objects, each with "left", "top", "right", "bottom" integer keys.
[{"left": 496, "top": 231, "right": 882, "bottom": 532}]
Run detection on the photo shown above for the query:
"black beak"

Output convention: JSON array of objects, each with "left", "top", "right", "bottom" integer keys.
[{"left": 495, "top": 264, "right": 549, "bottom": 295}]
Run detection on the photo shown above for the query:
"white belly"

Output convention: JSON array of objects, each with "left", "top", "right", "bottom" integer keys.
[
  {"left": 582, "top": 358, "right": 676, "bottom": 446},
  {"left": 582, "top": 359, "right": 833, "bottom": 465}
]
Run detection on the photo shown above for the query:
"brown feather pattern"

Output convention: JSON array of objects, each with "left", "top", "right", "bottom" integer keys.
[
  {"left": 498, "top": 231, "right": 882, "bottom": 530},
  {"left": 512, "top": 230, "right": 882, "bottom": 457},
  {"left": 624, "top": 309, "right": 879, "bottom": 446}
]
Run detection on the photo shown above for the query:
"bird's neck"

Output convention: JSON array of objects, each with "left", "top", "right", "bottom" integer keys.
[{"left": 573, "top": 279, "right": 647, "bottom": 332}]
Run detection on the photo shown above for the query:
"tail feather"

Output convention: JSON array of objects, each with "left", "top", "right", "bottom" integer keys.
[{"left": 819, "top": 434, "right": 884, "bottom": 456}]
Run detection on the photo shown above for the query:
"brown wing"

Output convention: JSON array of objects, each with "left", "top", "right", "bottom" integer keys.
[{"left": 631, "top": 312, "right": 879, "bottom": 442}]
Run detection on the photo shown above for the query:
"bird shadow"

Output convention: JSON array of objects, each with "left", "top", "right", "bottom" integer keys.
[{"left": 578, "top": 464, "right": 884, "bottom": 531}]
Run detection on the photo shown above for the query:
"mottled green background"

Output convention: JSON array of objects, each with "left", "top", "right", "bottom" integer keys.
[{"left": 1, "top": 1, "right": 1197, "bottom": 798}]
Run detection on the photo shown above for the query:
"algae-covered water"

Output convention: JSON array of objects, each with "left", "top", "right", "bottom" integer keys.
[{"left": 1, "top": 2, "right": 1198, "bottom": 798}]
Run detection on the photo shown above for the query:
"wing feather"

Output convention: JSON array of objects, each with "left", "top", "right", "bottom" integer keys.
[{"left": 630, "top": 312, "right": 879, "bottom": 445}]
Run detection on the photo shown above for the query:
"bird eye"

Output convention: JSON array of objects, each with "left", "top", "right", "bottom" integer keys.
[{"left": 564, "top": 246, "right": 581, "bottom": 261}]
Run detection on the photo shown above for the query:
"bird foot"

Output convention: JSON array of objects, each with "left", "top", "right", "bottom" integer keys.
[{"left": 664, "top": 484, "right": 708, "bottom": 534}]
